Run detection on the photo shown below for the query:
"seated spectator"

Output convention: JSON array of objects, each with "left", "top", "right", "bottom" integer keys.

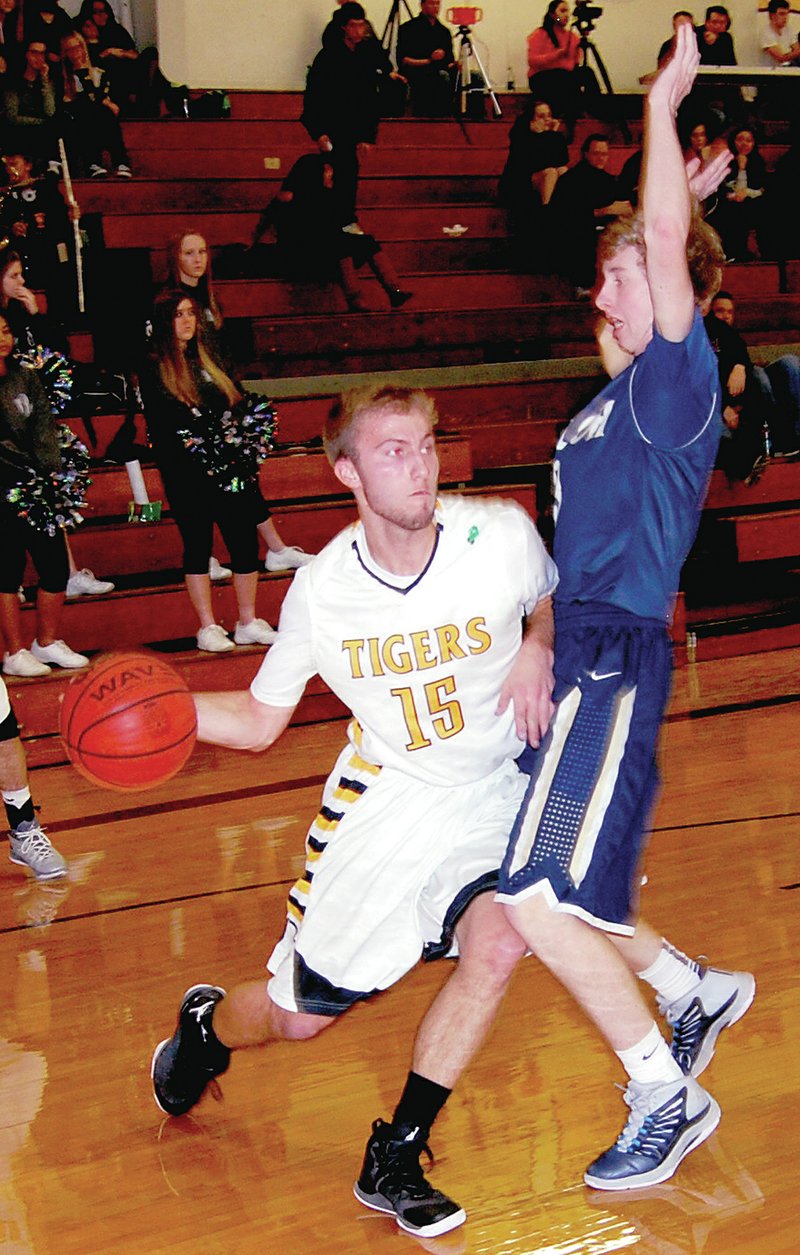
[
  {"left": 251, "top": 153, "right": 412, "bottom": 313},
  {"left": 28, "top": 1, "right": 72, "bottom": 73},
  {"left": 163, "top": 228, "right": 315, "bottom": 575},
  {"left": 527, "top": 2, "right": 596, "bottom": 140},
  {"left": 302, "top": 3, "right": 381, "bottom": 226},
  {"left": 397, "top": 0, "right": 456, "bottom": 118},
  {"left": 712, "top": 291, "right": 800, "bottom": 460},
  {"left": 498, "top": 99, "right": 568, "bottom": 268},
  {"left": 0, "top": 149, "right": 78, "bottom": 317},
  {"left": 0, "top": 0, "right": 22, "bottom": 79},
  {"left": 759, "top": 0, "right": 800, "bottom": 118},
  {"left": 691, "top": 6, "right": 742, "bottom": 127},
  {"left": 549, "top": 132, "right": 632, "bottom": 294},
  {"left": 129, "top": 46, "right": 188, "bottom": 118},
  {"left": 77, "top": 0, "right": 139, "bottom": 111},
  {"left": 1, "top": 38, "right": 57, "bottom": 162},
  {"left": 714, "top": 127, "right": 768, "bottom": 261},
  {"left": 141, "top": 291, "right": 281, "bottom": 654},
  {"left": 0, "top": 310, "right": 89, "bottom": 676},
  {"left": 0, "top": 244, "right": 66, "bottom": 356},
  {"left": 761, "top": 0, "right": 800, "bottom": 66},
  {"left": 656, "top": 10, "right": 695, "bottom": 69},
  {"left": 57, "top": 29, "right": 132, "bottom": 177}
]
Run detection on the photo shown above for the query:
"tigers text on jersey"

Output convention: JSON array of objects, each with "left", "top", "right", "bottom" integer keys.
[
  {"left": 250, "top": 494, "right": 557, "bottom": 785},
  {"left": 552, "top": 311, "right": 722, "bottom": 624}
]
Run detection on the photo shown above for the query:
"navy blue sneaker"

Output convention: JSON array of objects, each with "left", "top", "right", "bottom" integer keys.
[
  {"left": 584, "top": 1076, "right": 721, "bottom": 1191},
  {"left": 660, "top": 967, "right": 756, "bottom": 1076},
  {"left": 354, "top": 1119, "right": 466, "bottom": 1237},
  {"left": 151, "top": 984, "right": 230, "bottom": 1116}
]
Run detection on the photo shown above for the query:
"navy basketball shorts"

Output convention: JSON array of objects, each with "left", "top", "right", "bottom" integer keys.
[{"left": 497, "top": 603, "right": 673, "bottom": 934}]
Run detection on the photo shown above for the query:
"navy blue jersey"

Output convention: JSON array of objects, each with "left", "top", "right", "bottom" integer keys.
[{"left": 553, "top": 311, "right": 722, "bottom": 623}]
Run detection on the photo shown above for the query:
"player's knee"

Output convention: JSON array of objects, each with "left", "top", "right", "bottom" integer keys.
[
  {"left": 458, "top": 904, "right": 527, "bottom": 984},
  {"left": 268, "top": 1003, "right": 335, "bottom": 1042}
]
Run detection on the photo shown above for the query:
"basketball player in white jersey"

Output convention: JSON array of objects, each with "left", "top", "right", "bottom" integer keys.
[{"left": 151, "top": 384, "right": 558, "bottom": 1238}]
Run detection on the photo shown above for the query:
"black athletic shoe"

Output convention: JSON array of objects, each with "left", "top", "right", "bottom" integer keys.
[
  {"left": 353, "top": 1118, "right": 467, "bottom": 1237},
  {"left": 151, "top": 984, "right": 230, "bottom": 1116}
]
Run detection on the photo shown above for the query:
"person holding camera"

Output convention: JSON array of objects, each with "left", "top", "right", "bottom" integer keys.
[{"left": 527, "top": 1, "right": 596, "bottom": 140}]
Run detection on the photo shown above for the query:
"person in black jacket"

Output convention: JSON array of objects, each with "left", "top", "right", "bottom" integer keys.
[
  {"left": 498, "top": 99, "right": 568, "bottom": 267},
  {"left": 302, "top": 2, "right": 381, "bottom": 225},
  {"left": 251, "top": 154, "right": 412, "bottom": 311},
  {"left": 397, "top": 0, "right": 456, "bottom": 117},
  {"left": 141, "top": 290, "right": 278, "bottom": 655},
  {"left": 549, "top": 133, "right": 632, "bottom": 292},
  {"left": 0, "top": 310, "right": 88, "bottom": 676}
]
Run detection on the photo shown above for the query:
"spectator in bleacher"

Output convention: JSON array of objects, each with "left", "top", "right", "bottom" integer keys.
[
  {"left": 57, "top": 29, "right": 131, "bottom": 177},
  {"left": 128, "top": 45, "right": 187, "bottom": 119},
  {"left": 695, "top": 5, "right": 736, "bottom": 64},
  {"left": 498, "top": 98, "right": 568, "bottom": 268},
  {"left": 322, "top": 2, "right": 407, "bottom": 117},
  {"left": 142, "top": 290, "right": 280, "bottom": 654},
  {"left": 28, "top": 0, "right": 71, "bottom": 72},
  {"left": 302, "top": 2, "right": 381, "bottom": 227},
  {"left": 711, "top": 289, "right": 800, "bottom": 460},
  {"left": 397, "top": 0, "right": 456, "bottom": 118},
  {"left": 76, "top": 0, "right": 139, "bottom": 112},
  {"left": 549, "top": 132, "right": 632, "bottom": 295},
  {"left": 0, "top": 243, "right": 113, "bottom": 598},
  {"left": 702, "top": 287, "right": 765, "bottom": 479},
  {"left": 162, "top": 227, "right": 315, "bottom": 575},
  {"left": 761, "top": 0, "right": 800, "bottom": 66},
  {"left": 250, "top": 153, "right": 412, "bottom": 312},
  {"left": 656, "top": 11, "right": 695, "bottom": 69},
  {"left": 0, "top": 148, "right": 78, "bottom": 318},
  {"left": 527, "top": 2, "right": 596, "bottom": 141},
  {"left": 0, "top": 310, "right": 89, "bottom": 676},
  {"left": 0, "top": 0, "right": 22, "bottom": 79},
  {"left": 1, "top": 37, "right": 57, "bottom": 162},
  {"left": 714, "top": 127, "right": 768, "bottom": 262}
]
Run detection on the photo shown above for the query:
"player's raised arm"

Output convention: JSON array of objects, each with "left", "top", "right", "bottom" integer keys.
[
  {"left": 194, "top": 690, "right": 295, "bottom": 753},
  {"left": 641, "top": 20, "right": 698, "bottom": 343}
]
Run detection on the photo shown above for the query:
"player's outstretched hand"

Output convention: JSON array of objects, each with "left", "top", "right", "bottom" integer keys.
[
  {"left": 685, "top": 146, "right": 734, "bottom": 202},
  {"left": 649, "top": 20, "right": 699, "bottom": 115},
  {"left": 496, "top": 636, "right": 555, "bottom": 748}
]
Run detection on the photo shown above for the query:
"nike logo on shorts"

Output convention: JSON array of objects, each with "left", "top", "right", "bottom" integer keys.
[{"left": 587, "top": 669, "right": 623, "bottom": 682}]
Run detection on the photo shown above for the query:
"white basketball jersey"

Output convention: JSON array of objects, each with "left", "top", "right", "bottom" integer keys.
[{"left": 250, "top": 495, "right": 557, "bottom": 785}]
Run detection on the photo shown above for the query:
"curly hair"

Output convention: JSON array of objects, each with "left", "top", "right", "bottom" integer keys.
[{"left": 596, "top": 206, "right": 725, "bottom": 306}]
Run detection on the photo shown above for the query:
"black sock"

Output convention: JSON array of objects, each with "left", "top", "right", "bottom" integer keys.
[
  {"left": 3, "top": 789, "right": 35, "bottom": 831},
  {"left": 391, "top": 1071, "right": 451, "bottom": 1137}
]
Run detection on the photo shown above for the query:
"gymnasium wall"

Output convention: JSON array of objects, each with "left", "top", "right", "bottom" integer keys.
[{"left": 153, "top": 0, "right": 777, "bottom": 94}]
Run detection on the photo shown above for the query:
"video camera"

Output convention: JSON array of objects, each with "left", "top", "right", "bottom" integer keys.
[{"left": 573, "top": 1, "right": 603, "bottom": 33}]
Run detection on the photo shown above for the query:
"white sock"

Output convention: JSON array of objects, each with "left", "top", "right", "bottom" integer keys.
[
  {"left": 615, "top": 1023, "right": 683, "bottom": 1086},
  {"left": 637, "top": 939, "right": 702, "bottom": 1005}
]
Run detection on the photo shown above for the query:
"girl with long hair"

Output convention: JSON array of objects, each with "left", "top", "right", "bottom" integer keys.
[
  {"left": 142, "top": 290, "right": 279, "bottom": 653},
  {"left": 58, "top": 29, "right": 132, "bottom": 177},
  {"left": 161, "top": 230, "right": 313, "bottom": 574}
]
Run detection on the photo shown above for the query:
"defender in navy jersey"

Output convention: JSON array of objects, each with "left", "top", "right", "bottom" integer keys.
[{"left": 498, "top": 22, "right": 755, "bottom": 1193}]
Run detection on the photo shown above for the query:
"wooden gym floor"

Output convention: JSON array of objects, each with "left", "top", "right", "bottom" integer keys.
[{"left": 1, "top": 646, "right": 798, "bottom": 1254}]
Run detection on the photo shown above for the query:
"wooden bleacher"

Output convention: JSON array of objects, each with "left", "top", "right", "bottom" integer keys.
[{"left": 7, "top": 88, "right": 799, "bottom": 761}]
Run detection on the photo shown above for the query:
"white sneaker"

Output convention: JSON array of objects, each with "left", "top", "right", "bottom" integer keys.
[
  {"left": 66, "top": 568, "right": 115, "bottom": 597},
  {"left": 196, "top": 624, "right": 235, "bottom": 653},
  {"left": 90, "top": 163, "right": 108, "bottom": 177},
  {"left": 115, "top": 164, "right": 132, "bottom": 178},
  {"left": 209, "top": 556, "right": 232, "bottom": 581},
  {"left": 233, "top": 618, "right": 277, "bottom": 645},
  {"left": 265, "top": 546, "right": 314, "bottom": 572},
  {"left": 660, "top": 966, "right": 756, "bottom": 1077},
  {"left": 30, "top": 639, "right": 89, "bottom": 670},
  {"left": 3, "top": 648, "right": 51, "bottom": 677},
  {"left": 17, "top": 586, "right": 25, "bottom": 604}
]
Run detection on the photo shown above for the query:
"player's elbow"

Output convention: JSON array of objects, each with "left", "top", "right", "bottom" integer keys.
[{"left": 644, "top": 215, "right": 687, "bottom": 257}]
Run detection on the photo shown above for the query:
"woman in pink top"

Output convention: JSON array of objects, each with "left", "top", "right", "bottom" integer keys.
[{"left": 527, "top": 1, "right": 590, "bottom": 138}]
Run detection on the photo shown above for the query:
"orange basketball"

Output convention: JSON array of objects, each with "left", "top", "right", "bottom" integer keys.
[{"left": 60, "top": 651, "right": 197, "bottom": 791}]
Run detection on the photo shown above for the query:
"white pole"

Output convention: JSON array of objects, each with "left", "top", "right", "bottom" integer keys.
[{"left": 57, "top": 137, "right": 85, "bottom": 315}]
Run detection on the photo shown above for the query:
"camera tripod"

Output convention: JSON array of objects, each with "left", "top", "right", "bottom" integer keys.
[
  {"left": 380, "top": 0, "right": 414, "bottom": 58},
  {"left": 454, "top": 23, "right": 501, "bottom": 118},
  {"left": 574, "top": 18, "right": 630, "bottom": 142}
]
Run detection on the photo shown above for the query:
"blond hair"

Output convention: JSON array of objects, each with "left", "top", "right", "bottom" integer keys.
[
  {"left": 323, "top": 386, "right": 437, "bottom": 465},
  {"left": 596, "top": 206, "right": 725, "bottom": 306}
]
